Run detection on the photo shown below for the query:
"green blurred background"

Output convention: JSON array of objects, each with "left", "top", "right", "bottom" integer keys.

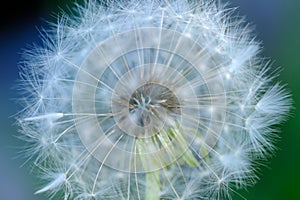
[{"left": 0, "top": 0, "right": 299, "bottom": 199}]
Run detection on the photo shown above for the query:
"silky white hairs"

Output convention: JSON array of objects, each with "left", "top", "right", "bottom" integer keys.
[{"left": 16, "top": 0, "right": 291, "bottom": 199}]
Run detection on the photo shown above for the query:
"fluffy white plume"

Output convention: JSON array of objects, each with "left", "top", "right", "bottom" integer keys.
[{"left": 16, "top": 0, "right": 291, "bottom": 199}]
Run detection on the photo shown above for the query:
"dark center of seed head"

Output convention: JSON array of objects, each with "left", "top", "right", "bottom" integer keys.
[{"left": 128, "top": 83, "right": 180, "bottom": 127}]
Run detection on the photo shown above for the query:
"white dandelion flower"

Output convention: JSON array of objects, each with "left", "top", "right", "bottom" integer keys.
[{"left": 16, "top": 0, "right": 292, "bottom": 199}]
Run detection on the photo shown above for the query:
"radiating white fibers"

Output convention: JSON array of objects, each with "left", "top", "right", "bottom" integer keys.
[{"left": 16, "top": 0, "right": 291, "bottom": 199}]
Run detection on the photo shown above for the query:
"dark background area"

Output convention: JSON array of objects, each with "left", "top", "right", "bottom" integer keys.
[
  {"left": 0, "top": 0, "right": 299, "bottom": 199},
  {"left": 0, "top": 0, "right": 68, "bottom": 30}
]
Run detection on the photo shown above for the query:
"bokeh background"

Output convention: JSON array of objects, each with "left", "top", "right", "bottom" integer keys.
[{"left": 0, "top": 0, "right": 299, "bottom": 199}]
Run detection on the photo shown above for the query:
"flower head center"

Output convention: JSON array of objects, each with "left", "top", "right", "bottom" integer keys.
[{"left": 128, "top": 83, "right": 180, "bottom": 128}]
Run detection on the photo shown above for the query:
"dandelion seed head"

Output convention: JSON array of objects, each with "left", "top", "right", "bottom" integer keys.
[{"left": 16, "top": 0, "right": 291, "bottom": 199}]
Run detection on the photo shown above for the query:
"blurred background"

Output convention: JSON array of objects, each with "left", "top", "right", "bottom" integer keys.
[{"left": 0, "top": 0, "right": 299, "bottom": 199}]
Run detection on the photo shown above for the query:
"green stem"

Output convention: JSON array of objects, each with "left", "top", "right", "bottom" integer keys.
[
  {"left": 137, "top": 124, "right": 210, "bottom": 200},
  {"left": 145, "top": 171, "right": 161, "bottom": 200},
  {"left": 137, "top": 139, "right": 161, "bottom": 200}
]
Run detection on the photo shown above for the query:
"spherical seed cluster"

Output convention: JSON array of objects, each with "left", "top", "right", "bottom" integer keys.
[{"left": 17, "top": 0, "right": 291, "bottom": 199}]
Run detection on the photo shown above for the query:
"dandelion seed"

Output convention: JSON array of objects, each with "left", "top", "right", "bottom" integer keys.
[
  {"left": 34, "top": 173, "right": 66, "bottom": 195},
  {"left": 16, "top": 0, "right": 291, "bottom": 199}
]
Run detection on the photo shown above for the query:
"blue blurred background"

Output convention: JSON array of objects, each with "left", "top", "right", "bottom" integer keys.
[{"left": 0, "top": 0, "right": 299, "bottom": 199}]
